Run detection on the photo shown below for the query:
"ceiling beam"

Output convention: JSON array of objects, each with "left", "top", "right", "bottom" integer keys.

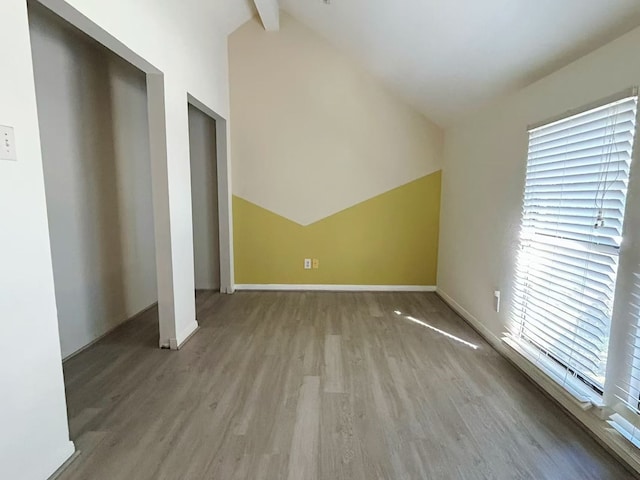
[{"left": 253, "top": 0, "right": 280, "bottom": 31}]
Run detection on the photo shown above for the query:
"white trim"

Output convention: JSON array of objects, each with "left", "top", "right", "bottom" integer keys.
[
  {"left": 609, "top": 414, "right": 640, "bottom": 450},
  {"left": 502, "top": 336, "right": 600, "bottom": 410},
  {"left": 48, "top": 445, "right": 79, "bottom": 480},
  {"left": 436, "top": 289, "right": 502, "bottom": 348},
  {"left": 254, "top": 0, "right": 280, "bottom": 31},
  {"left": 186, "top": 94, "right": 234, "bottom": 295},
  {"left": 436, "top": 288, "right": 640, "bottom": 476},
  {"left": 165, "top": 320, "right": 199, "bottom": 350},
  {"left": 437, "top": 288, "right": 598, "bottom": 409},
  {"left": 235, "top": 284, "right": 437, "bottom": 292}
]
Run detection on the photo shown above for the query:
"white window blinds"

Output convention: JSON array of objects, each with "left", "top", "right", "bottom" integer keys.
[
  {"left": 511, "top": 94, "right": 638, "bottom": 394},
  {"left": 608, "top": 269, "right": 640, "bottom": 447}
]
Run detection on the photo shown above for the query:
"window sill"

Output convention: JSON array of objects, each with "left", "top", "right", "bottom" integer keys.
[
  {"left": 436, "top": 289, "right": 640, "bottom": 475},
  {"left": 609, "top": 414, "right": 640, "bottom": 450},
  {"left": 501, "top": 336, "right": 640, "bottom": 471},
  {"left": 502, "top": 336, "right": 604, "bottom": 410}
]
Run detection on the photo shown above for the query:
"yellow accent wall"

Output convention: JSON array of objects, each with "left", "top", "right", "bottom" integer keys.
[{"left": 233, "top": 171, "right": 441, "bottom": 285}]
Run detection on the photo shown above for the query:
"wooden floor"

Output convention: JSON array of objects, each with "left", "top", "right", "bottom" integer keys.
[{"left": 59, "top": 291, "right": 633, "bottom": 479}]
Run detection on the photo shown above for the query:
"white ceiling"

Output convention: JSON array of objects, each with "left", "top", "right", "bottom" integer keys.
[{"left": 279, "top": 0, "right": 640, "bottom": 126}]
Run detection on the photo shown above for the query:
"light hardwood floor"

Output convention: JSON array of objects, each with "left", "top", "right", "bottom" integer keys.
[{"left": 58, "top": 291, "right": 634, "bottom": 479}]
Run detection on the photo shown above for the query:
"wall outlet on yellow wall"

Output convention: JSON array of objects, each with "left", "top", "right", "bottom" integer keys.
[
  {"left": 304, "top": 258, "right": 312, "bottom": 269},
  {"left": 312, "top": 258, "right": 319, "bottom": 269}
]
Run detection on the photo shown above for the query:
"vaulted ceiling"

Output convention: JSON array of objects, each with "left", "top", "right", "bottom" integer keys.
[
  {"left": 208, "top": 0, "right": 256, "bottom": 35},
  {"left": 239, "top": 0, "right": 640, "bottom": 127}
]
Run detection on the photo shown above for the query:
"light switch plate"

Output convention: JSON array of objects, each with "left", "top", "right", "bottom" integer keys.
[{"left": 0, "top": 125, "right": 17, "bottom": 161}]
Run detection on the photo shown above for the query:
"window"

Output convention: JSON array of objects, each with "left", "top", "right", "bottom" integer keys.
[
  {"left": 511, "top": 91, "right": 638, "bottom": 401},
  {"left": 608, "top": 266, "right": 640, "bottom": 446}
]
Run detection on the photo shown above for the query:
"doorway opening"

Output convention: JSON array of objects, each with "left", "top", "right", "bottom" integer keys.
[
  {"left": 188, "top": 102, "right": 225, "bottom": 317},
  {"left": 25, "top": 1, "right": 235, "bottom": 468},
  {"left": 189, "top": 103, "right": 221, "bottom": 295},
  {"left": 28, "top": 1, "right": 158, "bottom": 359}
]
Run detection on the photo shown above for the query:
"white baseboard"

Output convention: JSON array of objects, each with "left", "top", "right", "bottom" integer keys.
[
  {"left": 47, "top": 441, "right": 77, "bottom": 480},
  {"left": 435, "top": 289, "right": 502, "bottom": 349},
  {"left": 234, "top": 284, "right": 437, "bottom": 292},
  {"left": 166, "top": 320, "right": 199, "bottom": 350},
  {"left": 63, "top": 302, "right": 158, "bottom": 362},
  {"left": 435, "top": 288, "right": 640, "bottom": 477}
]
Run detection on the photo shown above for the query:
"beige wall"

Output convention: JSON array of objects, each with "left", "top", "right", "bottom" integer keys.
[
  {"left": 438, "top": 24, "right": 640, "bottom": 467},
  {"left": 439, "top": 24, "right": 640, "bottom": 344},
  {"left": 30, "top": 5, "right": 157, "bottom": 358},
  {"left": 229, "top": 13, "right": 443, "bottom": 226}
]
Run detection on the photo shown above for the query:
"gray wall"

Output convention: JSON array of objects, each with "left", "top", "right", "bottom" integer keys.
[
  {"left": 188, "top": 105, "right": 220, "bottom": 290},
  {"left": 29, "top": 5, "right": 157, "bottom": 358}
]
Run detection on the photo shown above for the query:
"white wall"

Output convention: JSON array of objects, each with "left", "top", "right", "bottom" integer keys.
[
  {"left": 30, "top": 4, "right": 157, "bottom": 359},
  {"left": 439, "top": 24, "right": 640, "bottom": 343},
  {"left": 1, "top": 0, "right": 251, "bottom": 478},
  {"left": 438, "top": 24, "right": 640, "bottom": 467},
  {"left": 188, "top": 105, "right": 220, "bottom": 291},
  {"left": 0, "top": 2, "right": 75, "bottom": 479},
  {"left": 34, "top": 0, "right": 250, "bottom": 347}
]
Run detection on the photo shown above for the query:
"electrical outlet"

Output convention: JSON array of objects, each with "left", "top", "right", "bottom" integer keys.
[
  {"left": 312, "top": 259, "right": 319, "bottom": 269},
  {"left": 304, "top": 258, "right": 312, "bottom": 270},
  {"left": 0, "top": 125, "right": 17, "bottom": 161}
]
